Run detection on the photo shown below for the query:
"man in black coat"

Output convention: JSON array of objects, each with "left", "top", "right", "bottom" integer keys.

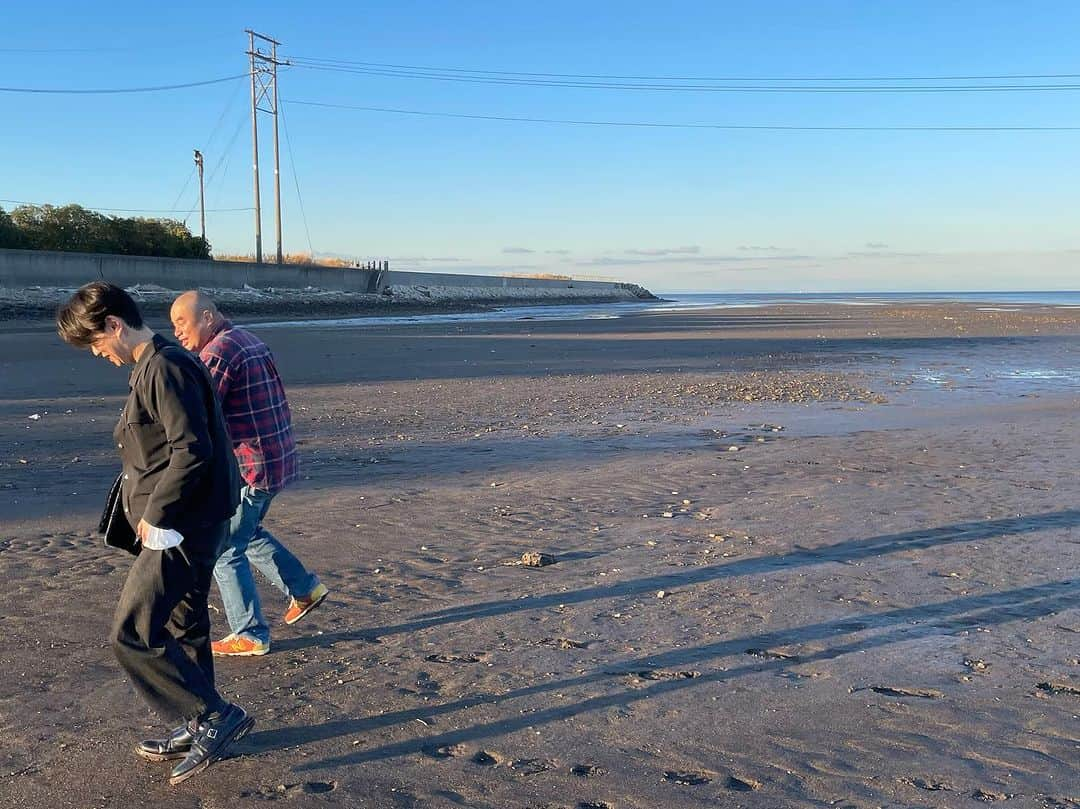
[{"left": 57, "top": 282, "right": 252, "bottom": 785}]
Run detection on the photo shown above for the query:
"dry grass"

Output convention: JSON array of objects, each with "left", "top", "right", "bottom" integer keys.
[
  {"left": 215, "top": 252, "right": 358, "bottom": 268},
  {"left": 501, "top": 272, "right": 573, "bottom": 281}
]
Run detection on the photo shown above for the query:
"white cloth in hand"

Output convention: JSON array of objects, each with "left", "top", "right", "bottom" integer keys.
[{"left": 141, "top": 524, "right": 184, "bottom": 550}]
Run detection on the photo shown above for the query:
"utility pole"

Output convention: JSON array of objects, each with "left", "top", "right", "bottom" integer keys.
[
  {"left": 193, "top": 149, "right": 206, "bottom": 242},
  {"left": 246, "top": 29, "right": 288, "bottom": 264},
  {"left": 271, "top": 38, "right": 283, "bottom": 266}
]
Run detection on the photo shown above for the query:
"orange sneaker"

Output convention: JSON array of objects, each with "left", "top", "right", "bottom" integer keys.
[
  {"left": 211, "top": 634, "right": 269, "bottom": 657},
  {"left": 284, "top": 582, "right": 329, "bottom": 625}
]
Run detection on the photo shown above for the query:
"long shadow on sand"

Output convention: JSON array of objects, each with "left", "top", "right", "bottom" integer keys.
[
  {"left": 276, "top": 509, "right": 1080, "bottom": 652},
  {"left": 246, "top": 577, "right": 1078, "bottom": 768}
]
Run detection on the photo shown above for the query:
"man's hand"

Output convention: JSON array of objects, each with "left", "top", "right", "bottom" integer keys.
[{"left": 136, "top": 519, "right": 151, "bottom": 543}]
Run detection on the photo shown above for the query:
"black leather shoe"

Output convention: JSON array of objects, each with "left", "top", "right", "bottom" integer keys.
[
  {"left": 135, "top": 722, "right": 196, "bottom": 762},
  {"left": 169, "top": 704, "right": 254, "bottom": 785}
]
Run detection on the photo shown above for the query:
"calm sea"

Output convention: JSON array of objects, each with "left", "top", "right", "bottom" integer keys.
[
  {"left": 657, "top": 291, "right": 1080, "bottom": 308},
  {"left": 254, "top": 290, "right": 1080, "bottom": 329}
]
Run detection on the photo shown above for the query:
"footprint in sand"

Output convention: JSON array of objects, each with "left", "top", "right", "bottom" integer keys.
[
  {"left": 1036, "top": 681, "right": 1080, "bottom": 696},
  {"left": 604, "top": 668, "right": 698, "bottom": 681},
  {"left": 724, "top": 775, "right": 762, "bottom": 791},
  {"left": 571, "top": 764, "right": 606, "bottom": 778},
  {"left": 542, "top": 637, "right": 591, "bottom": 650},
  {"left": 663, "top": 770, "right": 713, "bottom": 786},
  {"left": 856, "top": 685, "right": 944, "bottom": 699},
  {"left": 427, "top": 743, "right": 467, "bottom": 759},
  {"left": 745, "top": 647, "right": 801, "bottom": 662},
  {"left": 510, "top": 758, "right": 557, "bottom": 776},
  {"left": 897, "top": 776, "right": 953, "bottom": 791},
  {"left": 425, "top": 653, "right": 482, "bottom": 664},
  {"left": 972, "top": 789, "right": 1012, "bottom": 802},
  {"left": 242, "top": 781, "right": 337, "bottom": 798},
  {"left": 471, "top": 750, "right": 504, "bottom": 766}
]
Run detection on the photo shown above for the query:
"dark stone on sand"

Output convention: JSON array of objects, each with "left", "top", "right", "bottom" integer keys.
[
  {"left": 522, "top": 551, "right": 557, "bottom": 567},
  {"left": 963, "top": 658, "right": 990, "bottom": 672}
]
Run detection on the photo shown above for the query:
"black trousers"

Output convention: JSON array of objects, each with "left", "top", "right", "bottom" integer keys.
[{"left": 111, "top": 522, "right": 229, "bottom": 722}]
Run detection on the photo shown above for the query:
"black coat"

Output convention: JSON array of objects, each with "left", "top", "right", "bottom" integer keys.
[{"left": 113, "top": 335, "right": 239, "bottom": 547}]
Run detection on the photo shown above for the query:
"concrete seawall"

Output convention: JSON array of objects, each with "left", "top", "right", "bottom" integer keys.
[{"left": 0, "top": 248, "right": 648, "bottom": 298}]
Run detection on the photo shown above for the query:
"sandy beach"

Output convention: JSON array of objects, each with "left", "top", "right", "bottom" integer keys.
[{"left": 0, "top": 301, "right": 1077, "bottom": 808}]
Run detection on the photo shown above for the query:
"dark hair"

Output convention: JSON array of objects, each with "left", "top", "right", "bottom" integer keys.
[{"left": 56, "top": 281, "right": 144, "bottom": 347}]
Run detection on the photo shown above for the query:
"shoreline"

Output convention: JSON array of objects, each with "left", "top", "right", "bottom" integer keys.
[{"left": 0, "top": 281, "right": 656, "bottom": 323}]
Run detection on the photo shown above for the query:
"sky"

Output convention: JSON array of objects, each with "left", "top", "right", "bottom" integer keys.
[{"left": 2, "top": 1, "right": 1079, "bottom": 293}]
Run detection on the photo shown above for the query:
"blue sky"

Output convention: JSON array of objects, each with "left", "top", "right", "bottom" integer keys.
[{"left": 3, "top": 1, "right": 1078, "bottom": 292}]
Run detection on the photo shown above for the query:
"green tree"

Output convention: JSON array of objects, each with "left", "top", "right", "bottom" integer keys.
[
  {"left": 1, "top": 204, "right": 210, "bottom": 259},
  {"left": 0, "top": 207, "right": 27, "bottom": 249}
]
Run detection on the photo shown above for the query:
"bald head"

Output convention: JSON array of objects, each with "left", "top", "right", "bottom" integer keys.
[{"left": 170, "top": 290, "right": 225, "bottom": 353}]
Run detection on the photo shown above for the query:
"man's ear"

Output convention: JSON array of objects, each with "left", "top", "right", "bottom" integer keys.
[{"left": 104, "top": 314, "right": 125, "bottom": 336}]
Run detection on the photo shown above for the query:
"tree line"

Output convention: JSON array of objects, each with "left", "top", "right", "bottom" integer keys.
[{"left": 0, "top": 203, "right": 210, "bottom": 259}]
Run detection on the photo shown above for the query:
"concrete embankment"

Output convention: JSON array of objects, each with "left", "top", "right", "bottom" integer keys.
[
  {"left": 0, "top": 248, "right": 655, "bottom": 320},
  {"left": 0, "top": 247, "right": 656, "bottom": 319}
]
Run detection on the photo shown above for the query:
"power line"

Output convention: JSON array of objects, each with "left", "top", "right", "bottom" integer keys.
[
  {"left": 0, "top": 73, "right": 248, "bottom": 94},
  {"left": 285, "top": 55, "right": 1080, "bottom": 83},
  {"left": 172, "top": 78, "right": 248, "bottom": 215},
  {"left": 169, "top": 165, "right": 199, "bottom": 213},
  {"left": 279, "top": 101, "right": 315, "bottom": 256},
  {"left": 284, "top": 99, "right": 1080, "bottom": 132},
  {"left": 180, "top": 109, "right": 250, "bottom": 222},
  {"left": 0, "top": 198, "right": 252, "bottom": 213},
  {"left": 287, "top": 61, "right": 1080, "bottom": 93}
]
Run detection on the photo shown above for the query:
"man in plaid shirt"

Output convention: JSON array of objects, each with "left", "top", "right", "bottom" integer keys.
[{"left": 171, "top": 291, "right": 328, "bottom": 656}]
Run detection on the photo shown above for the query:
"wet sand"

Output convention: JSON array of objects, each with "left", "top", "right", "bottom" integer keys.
[{"left": 1, "top": 302, "right": 1078, "bottom": 808}]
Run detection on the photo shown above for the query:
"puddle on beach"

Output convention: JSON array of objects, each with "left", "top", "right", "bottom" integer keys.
[{"left": 907, "top": 365, "right": 1080, "bottom": 390}]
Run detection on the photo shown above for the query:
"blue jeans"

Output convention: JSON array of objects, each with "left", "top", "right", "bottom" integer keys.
[{"left": 213, "top": 486, "right": 318, "bottom": 643}]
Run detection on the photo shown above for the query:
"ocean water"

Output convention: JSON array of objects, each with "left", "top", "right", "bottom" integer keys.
[
  {"left": 253, "top": 290, "right": 1080, "bottom": 330},
  {"left": 656, "top": 290, "right": 1080, "bottom": 308}
]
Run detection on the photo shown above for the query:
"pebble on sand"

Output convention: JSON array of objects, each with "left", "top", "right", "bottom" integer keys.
[{"left": 521, "top": 551, "right": 557, "bottom": 567}]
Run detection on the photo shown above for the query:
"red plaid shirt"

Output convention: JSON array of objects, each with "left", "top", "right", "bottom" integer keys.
[{"left": 199, "top": 321, "right": 299, "bottom": 494}]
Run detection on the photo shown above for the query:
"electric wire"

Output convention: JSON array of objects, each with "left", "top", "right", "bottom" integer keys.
[
  {"left": 279, "top": 100, "right": 316, "bottom": 256},
  {"left": 181, "top": 108, "right": 249, "bottom": 223},
  {"left": 174, "top": 77, "right": 248, "bottom": 216},
  {"left": 286, "top": 61, "right": 1080, "bottom": 93},
  {"left": 0, "top": 197, "right": 251, "bottom": 213},
  {"left": 0, "top": 73, "right": 248, "bottom": 94},
  {"left": 284, "top": 99, "right": 1080, "bottom": 132},
  {"left": 283, "top": 55, "right": 1080, "bottom": 83}
]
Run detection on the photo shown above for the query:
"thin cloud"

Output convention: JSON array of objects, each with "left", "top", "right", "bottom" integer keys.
[
  {"left": 864, "top": 242, "right": 889, "bottom": 249},
  {"left": 390, "top": 255, "right": 469, "bottom": 262},
  {"left": 545, "top": 249, "right": 572, "bottom": 255},
  {"left": 737, "top": 245, "right": 792, "bottom": 251},
  {"left": 845, "top": 251, "right": 930, "bottom": 258},
  {"left": 579, "top": 253, "right": 813, "bottom": 267},
  {"left": 502, "top": 246, "right": 536, "bottom": 254},
  {"left": 625, "top": 245, "right": 700, "bottom": 256}
]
